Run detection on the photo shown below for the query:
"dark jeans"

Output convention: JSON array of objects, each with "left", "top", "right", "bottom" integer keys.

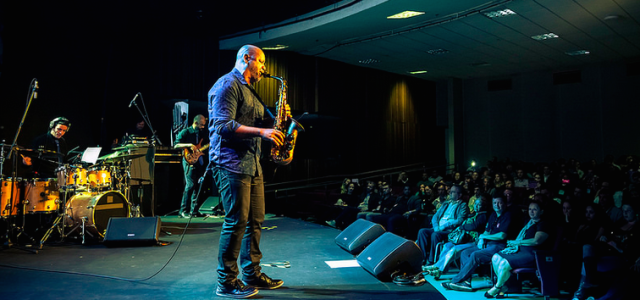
[
  {"left": 416, "top": 228, "right": 450, "bottom": 264},
  {"left": 213, "top": 167, "right": 265, "bottom": 285},
  {"left": 368, "top": 213, "right": 406, "bottom": 236},
  {"left": 450, "top": 242, "right": 505, "bottom": 284},
  {"left": 180, "top": 160, "right": 207, "bottom": 214},
  {"left": 335, "top": 207, "right": 360, "bottom": 229}
]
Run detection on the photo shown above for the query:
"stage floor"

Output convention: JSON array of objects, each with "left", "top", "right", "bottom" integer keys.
[{"left": 0, "top": 215, "right": 559, "bottom": 300}]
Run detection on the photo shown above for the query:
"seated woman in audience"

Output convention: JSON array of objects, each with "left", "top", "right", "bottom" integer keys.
[
  {"left": 423, "top": 194, "right": 491, "bottom": 279},
  {"left": 561, "top": 199, "right": 580, "bottom": 236},
  {"left": 340, "top": 178, "right": 351, "bottom": 194},
  {"left": 572, "top": 201, "right": 640, "bottom": 300},
  {"left": 487, "top": 200, "right": 552, "bottom": 298},
  {"left": 453, "top": 171, "right": 465, "bottom": 186}
]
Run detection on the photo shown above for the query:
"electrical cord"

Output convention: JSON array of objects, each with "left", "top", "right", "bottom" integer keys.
[{"left": 0, "top": 215, "right": 194, "bottom": 282}]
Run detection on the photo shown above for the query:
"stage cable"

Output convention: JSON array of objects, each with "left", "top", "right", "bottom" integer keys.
[{"left": 0, "top": 216, "right": 194, "bottom": 283}]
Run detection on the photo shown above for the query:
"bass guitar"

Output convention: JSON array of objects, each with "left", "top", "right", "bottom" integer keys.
[{"left": 183, "top": 139, "right": 209, "bottom": 165}]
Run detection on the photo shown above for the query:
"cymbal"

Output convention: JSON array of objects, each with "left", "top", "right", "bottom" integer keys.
[
  {"left": 17, "top": 148, "right": 64, "bottom": 157},
  {"left": 111, "top": 144, "right": 143, "bottom": 151},
  {"left": 98, "top": 152, "right": 146, "bottom": 163}
]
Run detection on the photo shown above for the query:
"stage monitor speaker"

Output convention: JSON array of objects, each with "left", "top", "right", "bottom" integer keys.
[
  {"left": 103, "top": 216, "right": 161, "bottom": 247},
  {"left": 356, "top": 232, "right": 422, "bottom": 281},
  {"left": 198, "top": 196, "right": 221, "bottom": 214},
  {"left": 335, "top": 219, "right": 385, "bottom": 255}
]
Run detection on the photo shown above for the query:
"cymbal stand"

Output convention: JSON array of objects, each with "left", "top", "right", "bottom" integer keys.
[
  {"left": 38, "top": 184, "right": 73, "bottom": 248},
  {"left": 38, "top": 212, "right": 63, "bottom": 249},
  {"left": 123, "top": 159, "right": 145, "bottom": 218}
]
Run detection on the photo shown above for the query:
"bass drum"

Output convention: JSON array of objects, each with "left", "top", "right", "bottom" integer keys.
[{"left": 65, "top": 191, "right": 129, "bottom": 238}]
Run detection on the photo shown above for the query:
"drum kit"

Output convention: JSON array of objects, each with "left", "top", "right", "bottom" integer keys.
[{"left": 1, "top": 143, "right": 146, "bottom": 249}]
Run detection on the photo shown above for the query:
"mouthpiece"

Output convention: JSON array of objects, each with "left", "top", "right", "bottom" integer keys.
[{"left": 261, "top": 72, "right": 272, "bottom": 78}]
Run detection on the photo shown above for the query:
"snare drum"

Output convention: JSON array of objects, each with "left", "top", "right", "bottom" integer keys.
[
  {"left": 88, "top": 167, "right": 111, "bottom": 189},
  {"left": 24, "top": 179, "right": 60, "bottom": 213},
  {"left": 65, "top": 191, "right": 129, "bottom": 238},
  {"left": 1, "top": 178, "right": 23, "bottom": 216},
  {"left": 57, "top": 165, "right": 88, "bottom": 188}
]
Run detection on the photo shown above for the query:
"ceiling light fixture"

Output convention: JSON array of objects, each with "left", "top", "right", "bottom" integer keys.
[
  {"left": 408, "top": 70, "right": 428, "bottom": 74},
  {"left": 531, "top": 33, "right": 559, "bottom": 40},
  {"left": 358, "top": 58, "right": 379, "bottom": 64},
  {"left": 262, "top": 45, "right": 289, "bottom": 50},
  {"left": 603, "top": 15, "right": 620, "bottom": 21},
  {"left": 483, "top": 9, "right": 516, "bottom": 18},
  {"left": 426, "top": 49, "right": 449, "bottom": 55},
  {"left": 387, "top": 11, "right": 425, "bottom": 19},
  {"left": 565, "top": 50, "right": 590, "bottom": 56}
]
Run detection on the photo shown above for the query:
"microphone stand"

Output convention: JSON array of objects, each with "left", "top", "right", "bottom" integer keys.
[
  {"left": 129, "top": 93, "right": 158, "bottom": 217},
  {"left": 2, "top": 79, "right": 39, "bottom": 253},
  {"left": 130, "top": 93, "right": 163, "bottom": 146}
]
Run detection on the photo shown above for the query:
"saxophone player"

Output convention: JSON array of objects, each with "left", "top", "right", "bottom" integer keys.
[{"left": 208, "top": 44, "right": 286, "bottom": 298}]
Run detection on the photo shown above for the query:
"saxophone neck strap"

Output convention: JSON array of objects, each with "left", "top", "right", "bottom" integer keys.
[{"left": 247, "top": 84, "right": 276, "bottom": 120}]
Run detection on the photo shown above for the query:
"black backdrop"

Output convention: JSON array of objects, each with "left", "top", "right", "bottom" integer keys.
[{"left": 0, "top": 1, "right": 444, "bottom": 181}]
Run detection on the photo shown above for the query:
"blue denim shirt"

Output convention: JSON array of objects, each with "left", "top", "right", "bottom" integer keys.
[{"left": 208, "top": 69, "right": 265, "bottom": 176}]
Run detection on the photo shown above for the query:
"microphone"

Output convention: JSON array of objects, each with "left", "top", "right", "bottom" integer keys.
[
  {"left": 34, "top": 80, "right": 39, "bottom": 99},
  {"left": 128, "top": 93, "right": 139, "bottom": 108}
]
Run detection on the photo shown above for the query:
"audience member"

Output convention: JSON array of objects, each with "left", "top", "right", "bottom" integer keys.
[
  {"left": 359, "top": 182, "right": 394, "bottom": 220},
  {"left": 481, "top": 177, "right": 496, "bottom": 198},
  {"left": 573, "top": 201, "right": 639, "bottom": 300},
  {"left": 561, "top": 203, "right": 607, "bottom": 293},
  {"left": 598, "top": 188, "right": 622, "bottom": 224},
  {"left": 416, "top": 185, "right": 469, "bottom": 265},
  {"left": 423, "top": 194, "right": 490, "bottom": 279},
  {"left": 416, "top": 172, "right": 430, "bottom": 189},
  {"left": 431, "top": 183, "right": 448, "bottom": 212},
  {"left": 339, "top": 178, "right": 351, "bottom": 194},
  {"left": 468, "top": 185, "right": 482, "bottom": 214},
  {"left": 330, "top": 181, "right": 380, "bottom": 229},
  {"left": 488, "top": 200, "right": 552, "bottom": 298},
  {"left": 441, "top": 197, "right": 514, "bottom": 292},
  {"left": 405, "top": 184, "right": 434, "bottom": 239},
  {"left": 368, "top": 185, "right": 411, "bottom": 235},
  {"left": 427, "top": 170, "right": 443, "bottom": 188},
  {"left": 513, "top": 168, "right": 530, "bottom": 189}
]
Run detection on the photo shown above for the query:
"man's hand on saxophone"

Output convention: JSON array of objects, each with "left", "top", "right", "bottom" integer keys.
[
  {"left": 233, "top": 125, "right": 285, "bottom": 147},
  {"left": 260, "top": 128, "right": 285, "bottom": 147}
]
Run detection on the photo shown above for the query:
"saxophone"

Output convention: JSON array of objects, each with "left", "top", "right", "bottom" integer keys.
[{"left": 263, "top": 73, "right": 304, "bottom": 165}]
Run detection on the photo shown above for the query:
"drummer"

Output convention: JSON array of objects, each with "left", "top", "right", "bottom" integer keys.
[{"left": 22, "top": 117, "right": 71, "bottom": 178}]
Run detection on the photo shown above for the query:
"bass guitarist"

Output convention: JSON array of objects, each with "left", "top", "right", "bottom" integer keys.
[{"left": 174, "top": 114, "right": 209, "bottom": 218}]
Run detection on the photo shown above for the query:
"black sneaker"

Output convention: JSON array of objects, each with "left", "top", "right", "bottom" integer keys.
[
  {"left": 242, "top": 273, "right": 284, "bottom": 289},
  {"left": 215, "top": 281, "right": 258, "bottom": 299}
]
